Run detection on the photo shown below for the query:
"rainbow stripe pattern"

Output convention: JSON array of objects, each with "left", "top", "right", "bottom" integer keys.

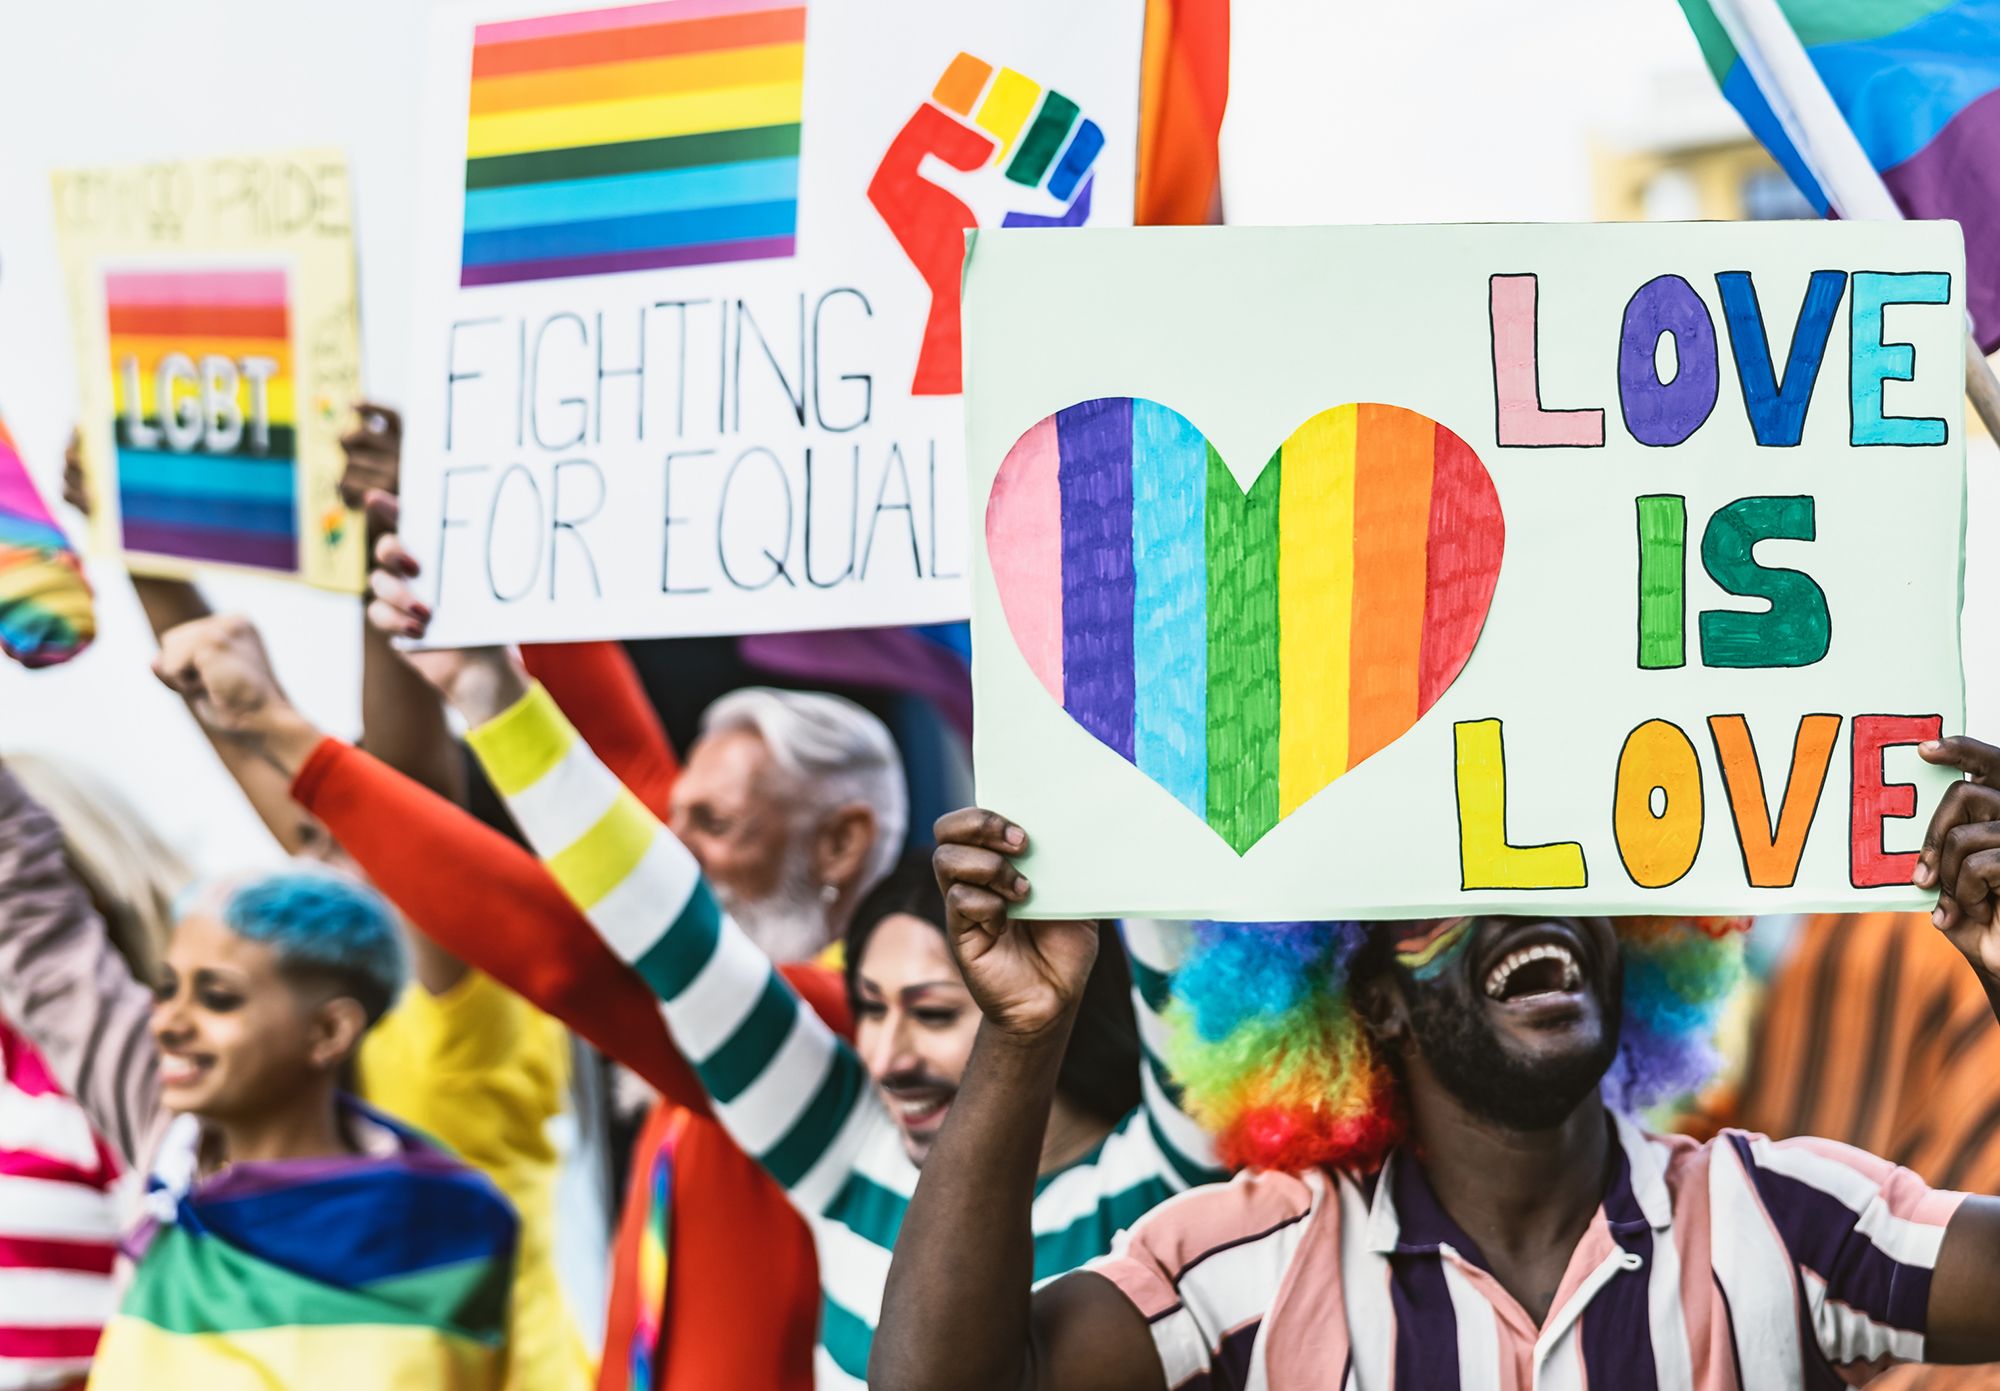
[
  {"left": 987, "top": 398, "right": 1505, "bottom": 854},
  {"left": 1679, "top": 0, "right": 2000, "bottom": 350},
  {"left": 0, "top": 415, "right": 94, "bottom": 667},
  {"left": 623, "top": 1114, "right": 682, "bottom": 1391},
  {"left": 461, "top": 0, "right": 806, "bottom": 287},
  {"left": 106, "top": 268, "right": 299, "bottom": 573},
  {"left": 88, "top": 1109, "right": 517, "bottom": 1390},
  {"left": 929, "top": 51, "right": 1104, "bottom": 204}
]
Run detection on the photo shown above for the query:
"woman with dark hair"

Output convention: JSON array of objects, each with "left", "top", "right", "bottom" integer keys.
[{"left": 843, "top": 854, "right": 1141, "bottom": 1163}]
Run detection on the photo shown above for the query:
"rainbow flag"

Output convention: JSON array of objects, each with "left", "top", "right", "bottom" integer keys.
[
  {"left": 1679, "top": 0, "right": 2000, "bottom": 350},
  {"left": 105, "top": 268, "right": 300, "bottom": 573},
  {"left": 461, "top": 0, "right": 806, "bottom": 287},
  {"left": 0, "top": 415, "right": 94, "bottom": 668},
  {"left": 88, "top": 1109, "right": 517, "bottom": 1390}
]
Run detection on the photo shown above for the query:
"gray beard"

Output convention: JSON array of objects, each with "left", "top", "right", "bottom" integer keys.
[{"left": 718, "top": 849, "right": 834, "bottom": 963}]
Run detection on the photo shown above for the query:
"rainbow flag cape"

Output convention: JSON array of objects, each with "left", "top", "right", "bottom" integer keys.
[
  {"left": 88, "top": 1106, "right": 517, "bottom": 1391},
  {"left": 1678, "top": 0, "right": 2000, "bottom": 350},
  {"left": 0, "top": 416, "right": 94, "bottom": 668}
]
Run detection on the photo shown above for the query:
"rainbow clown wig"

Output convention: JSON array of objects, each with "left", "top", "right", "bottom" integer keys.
[{"left": 1164, "top": 916, "right": 1748, "bottom": 1174}]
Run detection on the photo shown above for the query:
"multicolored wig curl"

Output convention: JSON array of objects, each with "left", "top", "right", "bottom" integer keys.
[{"left": 1164, "top": 916, "right": 1748, "bottom": 1174}]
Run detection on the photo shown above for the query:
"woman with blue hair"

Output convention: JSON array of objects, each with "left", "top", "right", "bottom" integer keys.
[{"left": 0, "top": 761, "right": 519, "bottom": 1388}]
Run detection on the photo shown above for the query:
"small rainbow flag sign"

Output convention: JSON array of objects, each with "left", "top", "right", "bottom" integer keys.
[
  {"left": 105, "top": 268, "right": 300, "bottom": 573},
  {"left": 461, "top": 0, "right": 807, "bottom": 287}
]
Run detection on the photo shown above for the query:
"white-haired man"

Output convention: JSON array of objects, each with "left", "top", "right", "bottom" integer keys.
[{"left": 670, "top": 686, "right": 908, "bottom": 962}]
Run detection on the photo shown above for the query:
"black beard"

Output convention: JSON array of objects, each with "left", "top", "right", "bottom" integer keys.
[{"left": 1402, "top": 983, "right": 1622, "bottom": 1131}]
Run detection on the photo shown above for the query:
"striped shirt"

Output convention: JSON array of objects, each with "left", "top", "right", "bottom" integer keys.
[
  {"left": 1090, "top": 1112, "right": 1969, "bottom": 1390},
  {"left": 0, "top": 1017, "right": 123, "bottom": 1391},
  {"left": 466, "top": 684, "right": 1221, "bottom": 1390}
]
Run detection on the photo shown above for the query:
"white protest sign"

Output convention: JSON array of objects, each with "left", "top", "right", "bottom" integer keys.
[
  {"left": 965, "top": 223, "right": 1967, "bottom": 920},
  {"left": 400, "top": 0, "right": 1144, "bottom": 642}
]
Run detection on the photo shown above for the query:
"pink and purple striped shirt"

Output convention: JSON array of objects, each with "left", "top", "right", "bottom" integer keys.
[
  {"left": 1089, "top": 1112, "right": 1967, "bottom": 1390},
  {"left": 0, "top": 1017, "right": 122, "bottom": 1391}
]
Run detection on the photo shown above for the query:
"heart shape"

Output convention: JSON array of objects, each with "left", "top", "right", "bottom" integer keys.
[{"left": 986, "top": 398, "right": 1505, "bottom": 854}]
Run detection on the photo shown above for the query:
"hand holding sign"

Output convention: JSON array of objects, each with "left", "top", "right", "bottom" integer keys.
[
  {"left": 1917, "top": 737, "right": 2000, "bottom": 979},
  {"left": 868, "top": 53, "right": 1104, "bottom": 396},
  {"left": 931, "top": 807, "right": 1101, "bottom": 1041}
]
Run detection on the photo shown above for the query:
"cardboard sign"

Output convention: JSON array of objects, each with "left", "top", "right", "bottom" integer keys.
[
  {"left": 965, "top": 223, "right": 1967, "bottom": 920},
  {"left": 399, "top": 0, "right": 1145, "bottom": 644},
  {"left": 53, "top": 150, "right": 365, "bottom": 591}
]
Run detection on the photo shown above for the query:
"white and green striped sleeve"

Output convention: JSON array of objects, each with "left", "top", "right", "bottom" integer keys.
[
  {"left": 1120, "top": 919, "right": 1223, "bottom": 1190},
  {"left": 465, "top": 681, "right": 875, "bottom": 1212}
]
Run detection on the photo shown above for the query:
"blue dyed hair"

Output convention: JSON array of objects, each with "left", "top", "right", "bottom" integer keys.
[{"left": 217, "top": 871, "right": 406, "bottom": 1025}]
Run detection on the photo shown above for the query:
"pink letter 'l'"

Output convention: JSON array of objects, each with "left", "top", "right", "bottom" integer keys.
[{"left": 1490, "top": 274, "right": 1606, "bottom": 447}]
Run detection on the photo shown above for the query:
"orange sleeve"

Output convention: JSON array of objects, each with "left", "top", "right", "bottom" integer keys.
[
  {"left": 293, "top": 736, "right": 710, "bottom": 1111},
  {"left": 521, "top": 641, "right": 680, "bottom": 818}
]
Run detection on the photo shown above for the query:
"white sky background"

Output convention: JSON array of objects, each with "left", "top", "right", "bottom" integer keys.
[{"left": 0, "top": 0, "right": 1990, "bottom": 872}]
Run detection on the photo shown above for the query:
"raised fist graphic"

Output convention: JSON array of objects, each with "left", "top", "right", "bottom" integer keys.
[{"left": 868, "top": 53, "right": 1104, "bottom": 396}]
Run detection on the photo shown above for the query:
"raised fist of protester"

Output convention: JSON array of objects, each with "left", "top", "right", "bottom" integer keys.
[
  {"left": 337, "top": 401, "right": 402, "bottom": 511},
  {"left": 152, "top": 614, "right": 321, "bottom": 774},
  {"left": 931, "top": 808, "right": 1101, "bottom": 1041},
  {"left": 1916, "top": 735, "right": 2000, "bottom": 980},
  {"left": 363, "top": 489, "right": 526, "bottom": 725}
]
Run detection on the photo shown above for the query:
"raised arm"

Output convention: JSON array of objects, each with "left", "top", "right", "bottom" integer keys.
[
  {"left": 0, "top": 761, "right": 163, "bottom": 1169},
  {"left": 520, "top": 639, "right": 679, "bottom": 817},
  {"left": 290, "top": 736, "right": 699, "bottom": 1104},
  {"left": 869, "top": 809, "right": 1163, "bottom": 1391},
  {"left": 150, "top": 611, "right": 706, "bottom": 1107},
  {"left": 1905, "top": 735, "right": 2000, "bottom": 1360},
  {"left": 368, "top": 518, "right": 882, "bottom": 1207},
  {"left": 455, "top": 664, "right": 875, "bottom": 1211}
]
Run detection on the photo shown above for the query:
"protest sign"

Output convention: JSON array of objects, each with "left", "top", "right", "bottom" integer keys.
[
  {"left": 398, "top": 0, "right": 1145, "bottom": 644},
  {"left": 53, "top": 150, "right": 365, "bottom": 591},
  {"left": 965, "top": 222, "right": 1967, "bottom": 919}
]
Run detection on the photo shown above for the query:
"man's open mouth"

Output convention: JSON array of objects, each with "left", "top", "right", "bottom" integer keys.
[
  {"left": 1484, "top": 942, "right": 1582, "bottom": 1000},
  {"left": 1477, "top": 923, "right": 1593, "bottom": 1005}
]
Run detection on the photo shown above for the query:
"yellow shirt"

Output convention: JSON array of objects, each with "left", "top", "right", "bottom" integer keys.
[{"left": 359, "top": 971, "right": 590, "bottom": 1391}]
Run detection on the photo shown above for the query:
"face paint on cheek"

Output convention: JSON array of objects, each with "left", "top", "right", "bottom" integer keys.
[{"left": 1394, "top": 917, "right": 1474, "bottom": 982}]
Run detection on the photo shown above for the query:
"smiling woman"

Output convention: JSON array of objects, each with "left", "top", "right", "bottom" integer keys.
[
  {"left": 843, "top": 855, "right": 1140, "bottom": 1166},
  {"left": 0, "top": 764, "right": 520, "bottom": 1391}
]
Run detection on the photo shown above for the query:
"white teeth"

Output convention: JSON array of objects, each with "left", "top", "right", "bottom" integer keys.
[{"left": 1484, "top": 942, "right": 1582, "bottom": 1000}]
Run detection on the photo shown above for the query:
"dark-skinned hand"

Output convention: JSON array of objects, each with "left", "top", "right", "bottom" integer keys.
[
  {"left": 931, "top": 808, "right": 1101, "bottom": 1042},
  {"left": 1915, "top": 736, "right": 2000, "bottom": 981}
]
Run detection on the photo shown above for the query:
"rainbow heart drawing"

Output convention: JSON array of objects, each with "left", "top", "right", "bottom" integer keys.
[{"left": 986, "top": 398, "right": 1505, "bottom": 854}]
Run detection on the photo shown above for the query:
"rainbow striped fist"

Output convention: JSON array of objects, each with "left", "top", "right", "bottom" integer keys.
[
  {"left": 0, "top": 418, "right": 94, "bottom": 668},
  {"left": 987, "top": 399, "right": 1504, "bottom": 854},
  {"left": 868, "top": 53, "right": 1104, "bottom": 396}
]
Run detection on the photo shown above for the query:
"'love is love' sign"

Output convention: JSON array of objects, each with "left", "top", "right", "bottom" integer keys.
[{"left": 965, "top": 223, "right": 1966, "bottom": 920}]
